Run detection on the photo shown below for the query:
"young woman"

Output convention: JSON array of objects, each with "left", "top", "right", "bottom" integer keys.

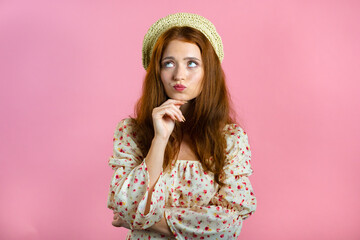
[{"left": 107, "top": 12, "right": 257, "bottom": 239}]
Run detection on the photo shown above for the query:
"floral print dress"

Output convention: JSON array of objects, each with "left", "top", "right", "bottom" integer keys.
[{"left": 107, "top": 118, "right": 257, "bottom": 240}]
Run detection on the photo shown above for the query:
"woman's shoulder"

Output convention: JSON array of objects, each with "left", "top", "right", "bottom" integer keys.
[
  {"left": 222, "top": 122, "right": 248, "bottom": 138},
  {"left": 115, "top": 117, "right": 138, "bottom": 132},
  {"left": 117, "top": 117, "right": 136, "bottom": 127},
  {"left": 113, "top": 117, "right": 139, "bottom": 140},
  {"left": 222, "top": 122, "right": 251, "bottom": 157}
]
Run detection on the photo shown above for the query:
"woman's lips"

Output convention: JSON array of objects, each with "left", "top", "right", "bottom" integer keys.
[{"left": 174, "top": 85, "right": 186, "bottom": 91}]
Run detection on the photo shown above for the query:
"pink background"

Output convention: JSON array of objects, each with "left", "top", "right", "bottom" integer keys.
[{"left": 1, "top": 0, "right": 359, "bottom": 239}]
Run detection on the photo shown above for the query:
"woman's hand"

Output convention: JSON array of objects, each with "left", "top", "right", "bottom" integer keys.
[
  {"left": 112, "top": 213, "right": 130, "bottom": 229},
  {"left": 147, "top": 213, "right": 173, "bottom": 236},
  {"left": 152, "top": 99, "right": 187, "bottom": 140}
]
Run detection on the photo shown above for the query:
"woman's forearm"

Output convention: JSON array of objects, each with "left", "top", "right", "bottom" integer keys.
[{"left": 143, "top": 136, "right": 168, "bottom": 215}]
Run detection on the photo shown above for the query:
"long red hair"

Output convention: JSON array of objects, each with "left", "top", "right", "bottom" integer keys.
[{"left": 131, "top": 26, "right": 240, "bottom": 186}]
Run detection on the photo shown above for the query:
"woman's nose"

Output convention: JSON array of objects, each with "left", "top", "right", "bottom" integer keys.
[{"left": 173, "top": 64, "right": 186, "bottom": 81}]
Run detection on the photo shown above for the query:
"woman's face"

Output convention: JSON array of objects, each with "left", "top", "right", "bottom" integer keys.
[{"left": 160, "top": 39, "right": 204, "bottom": 101}]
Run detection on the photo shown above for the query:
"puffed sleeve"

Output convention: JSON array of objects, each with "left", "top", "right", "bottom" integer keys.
[
  {"left": 164, "top": 124, "right": 257, "bottom": 239},
  {"left": 107, "top": 118, "right": 167, "bottom": 230}
]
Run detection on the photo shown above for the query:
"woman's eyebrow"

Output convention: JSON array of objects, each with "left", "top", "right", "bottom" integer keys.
[
  {"left": 162, "top": 56, "right": 201, "bottom": 61},
  {"left": 184, "top": 57, "right": 201, "bottom": 61}
]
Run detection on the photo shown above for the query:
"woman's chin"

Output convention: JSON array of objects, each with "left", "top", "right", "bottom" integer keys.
[{"left": 169, "top": 96, "right": 188, "bottom": 101}]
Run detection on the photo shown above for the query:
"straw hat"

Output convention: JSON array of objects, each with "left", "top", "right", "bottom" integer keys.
[{"left": 142, "top": 12, "right": 224, "bottom": 70}]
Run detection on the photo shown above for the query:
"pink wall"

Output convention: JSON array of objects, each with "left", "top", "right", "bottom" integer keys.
[{"left": 1, "top": 0, "right": 359, "bottom": 239}]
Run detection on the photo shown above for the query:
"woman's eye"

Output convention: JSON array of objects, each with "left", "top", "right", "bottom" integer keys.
[
  {"left": 163, "top": 62, "right": 174, "bottom": 68},
  {"left": 188, "top": 61, "right": 198, "bottom": 68}
]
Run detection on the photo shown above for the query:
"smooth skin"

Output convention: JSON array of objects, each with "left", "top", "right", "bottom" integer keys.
[{"left": 112, "top": 40, "right": 204, "bottom": 236}]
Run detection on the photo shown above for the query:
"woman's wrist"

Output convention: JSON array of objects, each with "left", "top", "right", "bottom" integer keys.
[{"left": 152, "top": 135, "right": 169, "bottom": 147}]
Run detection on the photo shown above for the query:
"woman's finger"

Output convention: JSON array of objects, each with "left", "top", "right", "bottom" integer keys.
[
  {"left": 155, "top": 103, "right": 185, "bottom": 121},
  {"left": 156, "top": 108, "right": 183, "bottom": 122},
  {"left": 112, "top": 218, "right": 122, "bottom": 227}
]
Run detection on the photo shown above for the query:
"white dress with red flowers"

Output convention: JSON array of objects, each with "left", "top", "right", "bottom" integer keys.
[{"left": 107, "top": 118, "right": 256, "bottom": 240}]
